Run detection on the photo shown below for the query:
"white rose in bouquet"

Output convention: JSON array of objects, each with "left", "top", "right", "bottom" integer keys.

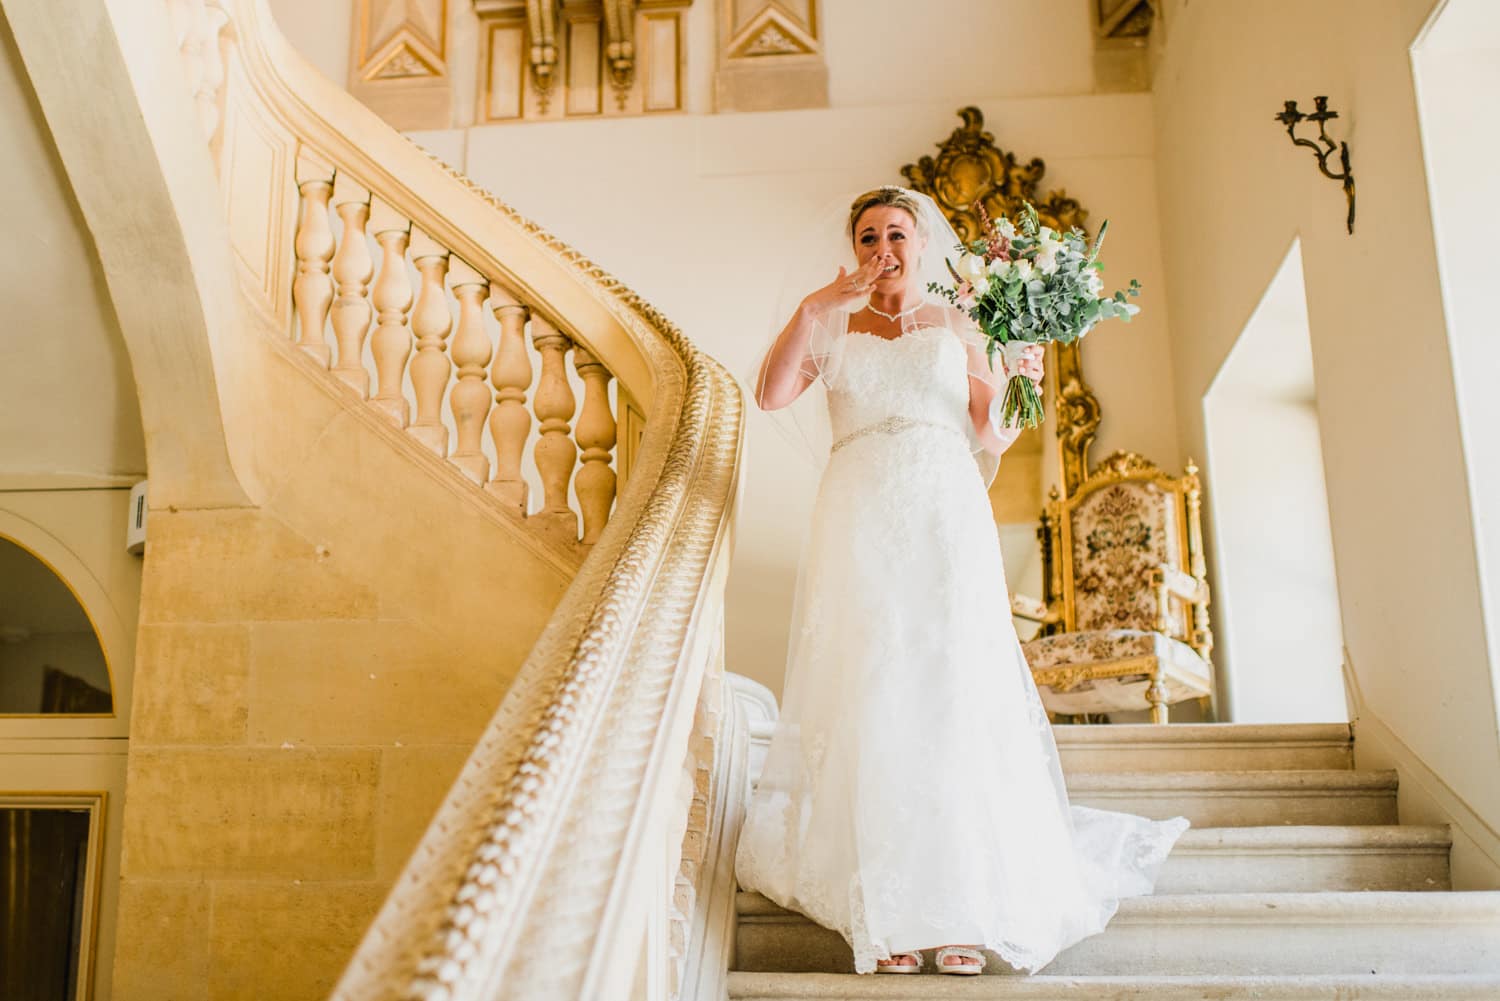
[{"left": 956, "top": 252, "right": 988, "bottom": 285}]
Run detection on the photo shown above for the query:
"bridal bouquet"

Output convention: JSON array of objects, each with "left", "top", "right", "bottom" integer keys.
[{"left": 929, "top": 202, "right": 1141, "bottom": 429}]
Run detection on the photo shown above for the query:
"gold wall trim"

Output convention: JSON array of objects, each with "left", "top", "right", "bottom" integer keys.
[{"left": 1033, "top": 655, "right": 1158, "bottom": 693}]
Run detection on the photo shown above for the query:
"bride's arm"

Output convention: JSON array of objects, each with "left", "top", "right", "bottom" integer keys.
[
  {"left": 757, "top": 255, "right": 891, "bottom": 411},
  {"left": 964, "top": 339, "right": 1043, "bottom": 456},
  {"left": 755, "top": 303, "right": 824, "bottom": 411}
]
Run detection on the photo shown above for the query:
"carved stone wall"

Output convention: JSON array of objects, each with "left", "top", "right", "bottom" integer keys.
[
  {"left": 349, "top": 0, "right": 452, "bottom": 129},
  {"left": 714, "top": 0, "right": 827, "bottom": 111},
  {"left": 347, "top": 1, "right": 692, "bottom": 126}
]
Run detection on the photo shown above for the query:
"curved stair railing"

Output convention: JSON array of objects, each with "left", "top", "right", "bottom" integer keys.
[{"left": 168, "top": 2, "right": 744, "bottom": 997}]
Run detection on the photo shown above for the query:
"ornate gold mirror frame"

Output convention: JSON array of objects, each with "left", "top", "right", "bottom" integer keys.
[{"left": 901, "top": 106, "right": 1101, "bottom": 499}]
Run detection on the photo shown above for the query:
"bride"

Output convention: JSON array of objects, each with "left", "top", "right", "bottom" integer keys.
[{"left": 733, "top": 186, "right": 1188, "bottom": 976}]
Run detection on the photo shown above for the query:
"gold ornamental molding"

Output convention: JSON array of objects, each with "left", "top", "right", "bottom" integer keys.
[
  {"left": 901, "top": 106, "right": 1101, "bottom": 499},
  {"left": 475, "top": 0, "right": 692, "bottom": 121},
  {"left": 715, "top": 0, "right": 827, "bottom": 111},
  {"left": 351, "top": 0, "right": 452, "bottom": 128},
  {"left": 355, "top": 0, "right": 448, "bottom": 79},
  {"left": 725, "top": 4, "right": 817, "bottom": 58},
  {"left": 901, "top": 107, "right": 1087, "bottom": 246}
]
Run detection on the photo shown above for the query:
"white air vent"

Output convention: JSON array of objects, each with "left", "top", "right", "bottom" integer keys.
[{"left": 126, "top": 480, "right": 148, "bottom": 555}]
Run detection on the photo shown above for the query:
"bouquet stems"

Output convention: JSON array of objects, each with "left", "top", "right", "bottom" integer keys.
[
  {"left": 998, "top": 374, "right": 1044, "bottom": 430},
  {"left": 997, "top": 340, "right": 1044, "bottom": 430}
]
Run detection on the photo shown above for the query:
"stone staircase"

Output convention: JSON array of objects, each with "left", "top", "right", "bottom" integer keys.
[{"left": 729, "top": 723, "right": 1500, "bottom": 999}]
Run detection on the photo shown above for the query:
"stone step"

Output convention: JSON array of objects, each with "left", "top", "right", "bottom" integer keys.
[
  {"left": 1158, "top": 825, "right": 1450, "bottom": 893},
  {"left": 748, "top": 724, "right": 1357, "bottom": 791},
  {"left": 733, "top": 827, "right": 1449, "bottom": 909},
  {"left": 1067, "top": 770, "right": 1398, "bottom": 826},
  {"left": 728, "top": 971, "right": 1500, "bottom": 1000},
  {"left": 735, "top": 891, "right": 1500, "bottom": 977},
  {"left": 1054, "top": 723, "right": 1353, "bottom": 773}
]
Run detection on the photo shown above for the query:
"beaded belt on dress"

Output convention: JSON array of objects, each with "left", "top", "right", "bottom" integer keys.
[{"left": 830, "top": 416, "right": 965, "bottom": 454}]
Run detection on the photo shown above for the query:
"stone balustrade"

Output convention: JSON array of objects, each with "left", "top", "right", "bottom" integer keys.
[
  {"left": 291, "top": 155, "right": 620, "bottom": 552},
  {"left": 163, "top": 3, "right": 742, "bottom": 999}
]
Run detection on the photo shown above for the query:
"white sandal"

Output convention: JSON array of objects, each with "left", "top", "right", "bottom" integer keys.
[
  {"left": 934, "top": 946, "right": 985, "bottom": 975},
  {"left": 874, "top": 951, "right": 922, "bottom": 974}
]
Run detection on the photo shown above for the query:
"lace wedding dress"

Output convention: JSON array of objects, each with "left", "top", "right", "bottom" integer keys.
[{"left": 734, "top": 324, "right": 1189, "bottom": 974}]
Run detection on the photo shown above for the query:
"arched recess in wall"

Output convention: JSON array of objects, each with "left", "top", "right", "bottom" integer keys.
[
  {"left": 1202, "top": 239, "right": 1347, "bottom": 724},
  {"left": 0, "top": 510, "right": 132, "bottom": 736},
  {"left": 0, "top": 536, "right": 112, "bottom": 715}
]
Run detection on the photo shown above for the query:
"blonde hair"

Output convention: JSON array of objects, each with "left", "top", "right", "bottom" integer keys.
[{"left": 847, "top": 187, "right": 925, "bottom": 241}]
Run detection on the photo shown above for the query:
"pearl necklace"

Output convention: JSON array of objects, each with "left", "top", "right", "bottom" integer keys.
[{"left": 867, "top": 300, "right": 920, "bottom": 322}]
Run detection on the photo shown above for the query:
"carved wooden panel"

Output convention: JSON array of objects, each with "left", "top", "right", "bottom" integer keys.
[
  {"left": 356, "top": 0, "right": 448, "bottom": 79},
  {"left": 642, "top": 11, "right": 682, "bottom": 111},
  {"left": 482, "top": 18, "right": 526, "bottom": 119},
  {"left": 565, "top": 11, "right": 604, "bottom": 114},
  {"left": 715, "top": 0, "right": 826, "bottom": 111},
  {"left": 350, "top": 0, "right": 452, "bottom": 129},
  {"left": 476, "top": 0, "right": 690, "bottom": 122}
]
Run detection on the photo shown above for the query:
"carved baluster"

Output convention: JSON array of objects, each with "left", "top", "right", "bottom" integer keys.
[
  {"left": 530, "top": 315, "right": 578, "bottom": 542},
  {"left": 573, "top": 346, "right": 617, "bottom": 545},
  {"left": 330, "top": 174, "right": 373, "bottom": 396},
  {"left": 408, "top": 230, "right": 453, "bottom": 456},
  {"left": 292, "top": 156, "right": 335, "bottom": 366},
  {"left": 485, "top": 292, "right": 532, "bottom": 513},
  {"left": 448, "top": 259, "right": 494, "bottom": 484},
  {"left": 369, "top": 198, "right": 413, "bottom": 426}
]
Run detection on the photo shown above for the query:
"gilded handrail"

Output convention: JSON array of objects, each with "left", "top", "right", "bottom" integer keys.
[{"left": 201, "top": 2, "right": 744, "bottom": 997}]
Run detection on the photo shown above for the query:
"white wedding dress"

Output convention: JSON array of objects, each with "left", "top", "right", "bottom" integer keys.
[{"left": 735, "top": 324, "right": 1189, "bottom": 974}]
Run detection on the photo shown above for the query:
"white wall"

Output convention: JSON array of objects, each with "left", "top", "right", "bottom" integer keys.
[
  {"left": 1203, "top": 241, "right": 1346, "bottom": 724},
  {"left": 267, "top": 0, "right": 349, "bottom": 90},
  {"left": 1413, "top": 3, "right": 1500, "bottom": 763},
  {"left": 1153, "top": 0, "right": 1500, "bottom": 882},
  {"left": 821, "top": 0, "right": 1096, "bottom": 107}
]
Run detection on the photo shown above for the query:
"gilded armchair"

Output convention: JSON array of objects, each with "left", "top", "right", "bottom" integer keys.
[{"left": 1013, "top": 451, "right": 1215, "bottom": 723}]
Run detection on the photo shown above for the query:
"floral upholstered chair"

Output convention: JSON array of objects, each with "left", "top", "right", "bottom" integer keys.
[{"left": 1012, "top": 451, "right": 1215, "bottom": 724}]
